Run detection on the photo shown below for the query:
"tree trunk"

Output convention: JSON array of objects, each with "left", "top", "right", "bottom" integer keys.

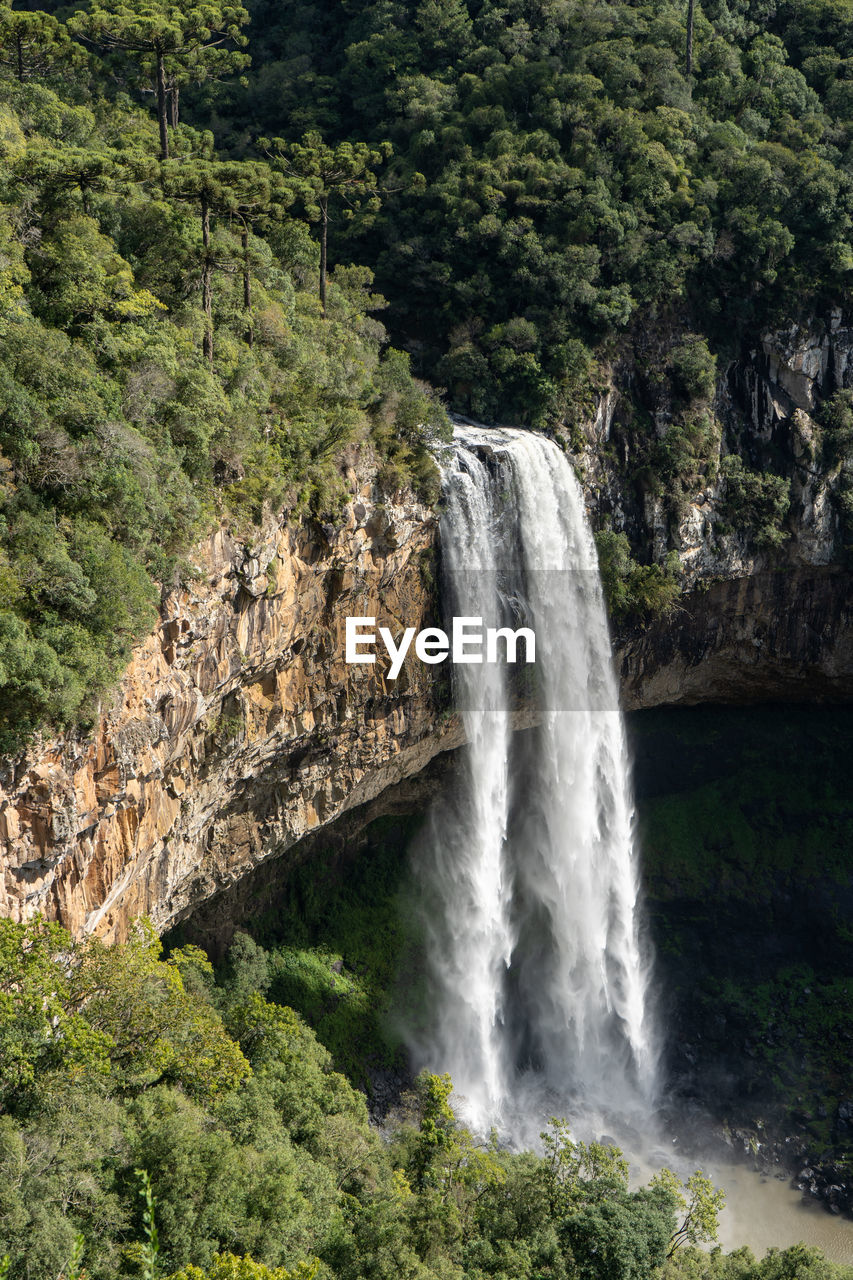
[
  {"left": 686, "top": 0, "right": 695, "bottom": 76},
  {"left": 168, "top": 76, "right": 179, "bottom": 128},
  {"left": 241, "top": 222, "right": 253, "bottom": 347},
  {"left": 201, "top": 193, "right": 213, "bottom": 363},
  {"left": 155, "top": 50, "right": 169, "bottom": 160},
  {"left": 320, "top": 198, "right": 328, "bottom": 318},
  {"left": 16, "top": 34, "right": 24, "bottom": 81}
]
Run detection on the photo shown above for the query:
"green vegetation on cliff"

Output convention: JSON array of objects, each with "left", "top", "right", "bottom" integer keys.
[
  {"left": 1, "top": 0, "right": 853, "bottom": 737},
  {"left": 0, "top": 7, "right": 448, "bottom": 749},
  {"left": 186, "top": 0, "right": 853, "bottom": 423}
]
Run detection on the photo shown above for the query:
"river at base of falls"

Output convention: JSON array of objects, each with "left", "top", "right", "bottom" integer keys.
[
  {"left": 714, "top": 1163, "right": 853, "bottom": 1263},
  {"left": 638, "top": 1139, "right": 853, "bottom": 1265}
]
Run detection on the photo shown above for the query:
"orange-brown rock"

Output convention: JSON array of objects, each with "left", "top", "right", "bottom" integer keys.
[
  {"left": 3, "top": 455, "right": 853, "bottom": 943},
  {"left": 0, "top": 473, "right": 459, "bottom": 941}
]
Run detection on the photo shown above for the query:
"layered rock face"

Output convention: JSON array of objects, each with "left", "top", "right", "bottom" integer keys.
[
  {"left": 3, "top": 315, "right": 853, "bottom": 941},
  {"left": 581, "top": 309, "right": 853, "bottom": 584},
  {"left": 0, "top": 467, "right": 455, "bottom": 941},
  {"left": 617, "top": 566, "right": 853, "bottom": 709}
]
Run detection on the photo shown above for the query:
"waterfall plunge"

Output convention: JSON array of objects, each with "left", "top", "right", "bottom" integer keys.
[{"left": 408, "top": 424, "right": 658, "bottom": 1144}]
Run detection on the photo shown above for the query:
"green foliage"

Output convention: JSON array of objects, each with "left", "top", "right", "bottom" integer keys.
[
  {"left": 0, "top": 916, "right": 110, "bottom": 1114},
  {"left": 137, "top": 1169, "right": 161, "bottom": 1280},
  {"left": 0, "top": 6, "right": 86, "bottom": 83},
  {"left": 669, "top": 337, "right": 717, "bottom": 404},
  {"left": 720, "top": 455, "right": 791, "bottom": 549},
  {"left": 595, "top": 528, "right": 682, "bottom": 623},
  {"left": 0, "top": 907, "right": 844, "bottom": 1280},
  {"left": 538, "top": 1119, "right": 680, "bottom": 1280},
  {"left": 372, "top": 347, "right": 451, "bottom": 502},
  {"left": 59, "top": 1235, "right": 89, "bottom": 1280},
  {"left": 192, "top": 0, "right": 853, "bottom": 427},
  {"left": 164, "top": 1256, "right": 319, "bottom": 1280},
  {"left": 0, "top": 65, "right": 441, "bottom": 747},
  {"left": 0, "top": 917, "right": 248, "bottom": 1116},
  {"left": 651, "top": 1168, "right": 726, "bottom": 1257},
  {"left": 821, "top": 390, "right": 853, "bottom": 462},
  {"left": 185, "top": 814, "right": 427, "bottom": 1087},
  {"left": 263, "top": 130, "right": 393, "bottom": 311},
  {"left": 818, "top": 390, "right": 853, "bottom": 554},
  {"left": 663, "top": 1242, "right": 853, "bottom": 1279},
  {"left": 72, "top": 923, "right": 251, "bottom": 1103},
  {"left": 69, "top": 1, "right": 250, "bottom": 159}
]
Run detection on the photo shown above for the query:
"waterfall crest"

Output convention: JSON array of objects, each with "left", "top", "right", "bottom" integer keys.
[{"left": 408, "top": 424, "right": 657, "bottom": 1142}]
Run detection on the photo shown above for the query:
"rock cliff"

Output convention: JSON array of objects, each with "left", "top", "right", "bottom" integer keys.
[
  {"left": 3, "top": 316, "right": 853, "bottom": 941},
  {"left": 580, "top": 308, "right": 853, "bottom": 584},
  {"left": 0, "top": 463, "right": 453, "bottom": 941}
]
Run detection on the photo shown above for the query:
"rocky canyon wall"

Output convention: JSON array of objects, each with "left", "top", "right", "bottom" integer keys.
[
  {"left": 0, "top": 467, "right": 454, "bottom": 941},
  {"left": 3, "top": 316, "right": 853, "bottom": 941}
]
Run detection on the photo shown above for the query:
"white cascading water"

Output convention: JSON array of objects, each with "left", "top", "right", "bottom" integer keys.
[{"left": 408, "top": 423, "right": 657, "bottom": 1143}]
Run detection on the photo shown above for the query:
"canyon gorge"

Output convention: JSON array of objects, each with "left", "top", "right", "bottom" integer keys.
[{"left": 2, "top": 314, "right": 853, "bottom": 944}]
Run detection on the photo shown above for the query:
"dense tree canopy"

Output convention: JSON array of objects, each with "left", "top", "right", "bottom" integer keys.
[
  {"left": 0, "top": 10, "right": 448, "bottom": 748},
  {"left": 0, "top": 0, "right": 852, "bottom": 715},
  {"left": 1, "top": 915, "right": 849, "bottom": 1280},
  {"left": 69, "top": 1, "right": 251, "bottom": 158},
  {"left": 175, "top": 0, "right": 853, "bottom": 423}
]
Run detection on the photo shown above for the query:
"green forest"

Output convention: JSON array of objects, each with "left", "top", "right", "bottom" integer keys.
[
  {"left": 2, "top": 0, "right": 853, "bottom": 746},
  {"left": 3, "top": 0, "right": 853, "bottom": 1275},
  {"left": 2, "top": 912, "right": 852, "bottom": 1280}
]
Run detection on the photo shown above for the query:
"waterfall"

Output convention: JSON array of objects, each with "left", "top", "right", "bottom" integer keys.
[{"left": 408, "top": 423, "right": 657, "bottom": 1142}]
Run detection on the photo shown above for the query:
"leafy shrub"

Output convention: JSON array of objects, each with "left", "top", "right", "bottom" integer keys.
[
  {"left": 720, "top": 455, "right": 791, "bottom": 549},
  {"left": 372, "top": 348, "right": 451, "bottom": 503},
  {"left": 164, "top": 1256, "right": 319, "bottom": 1280},
  {"left": 595, "top": 529, "right": 682, "bottom": 623},
  {"left": 818, "top": 391, "right": 853, "bottom": 555},
  {"left": 821, "top": 389, "right": 853, "bottom": 463},
  {"left": 669, "top": 336, "right": 718, "bottom": 404},
  {"left": 653, "top": 411, "right": 721, "bottom": 517}
]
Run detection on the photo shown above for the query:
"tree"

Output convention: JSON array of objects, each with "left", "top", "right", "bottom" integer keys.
[
  {"left": 651, "top": 1167, "right": 726, "bottom": 1256},
  {"left": 264, "top": 131, "right": 392, "bottom": 317},
  {"left": 539, "top": 1121, "right": 678, "bottom": 1280},
  {"left": 0, "top": 917, "right": 110, "bottom": 1113},
  {"left": 542, "top": 1118, "right": 631, "bottom": 1212},
  {"left": 69, "top": 921, "right": 251, "bottom": 1103},
  {"left": 160, "top": 156, "right": 286, "bottom": 359},
  {"left": 28, "top": 213, "right": 164, "bottom": 328},
  {"left": 0, "top": 5, "right": 84, "bottom": 82},
  {"left": 14, "top": 141, "right": 129, "bottom": 220},
  {"left": 70, "top": 1, "right": 249, "bottom": 160},
  {"left": 215, "top": 161, "right": 291, "bottom": 346},
  {"left": 686, "top": 0, "right": 695, "bottom": 75}
]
